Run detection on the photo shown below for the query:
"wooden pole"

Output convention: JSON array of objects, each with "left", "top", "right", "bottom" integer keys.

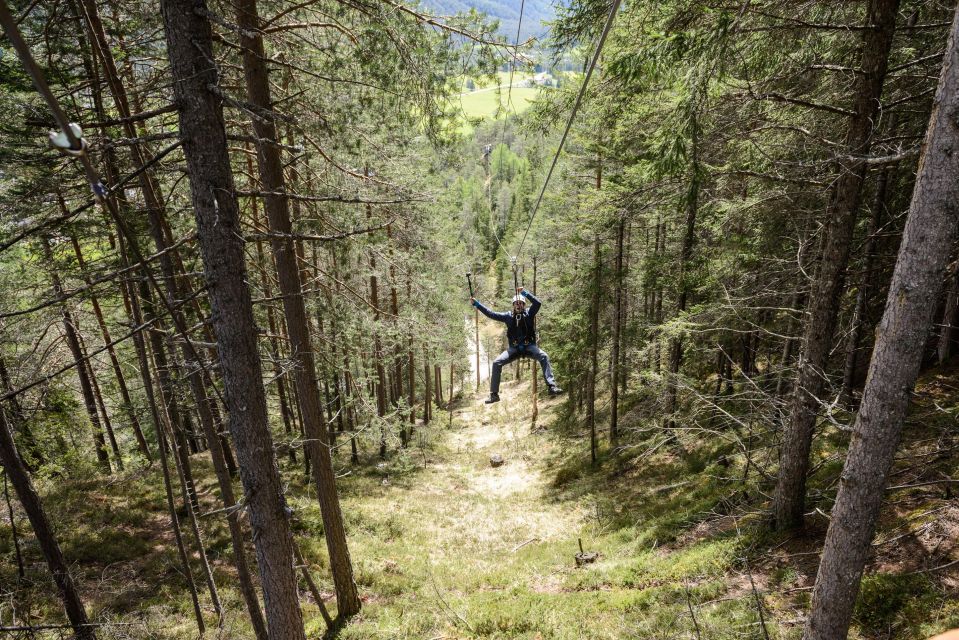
[
  {"left": 531, "top": 256, "right": 538, "bottom": 427},
  {"left": 475, "top": 307, "right": 481, "bottom": 391}
]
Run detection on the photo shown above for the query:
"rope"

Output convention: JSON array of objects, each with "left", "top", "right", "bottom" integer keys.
[{"left": 513, "top": 0, "right": 623, "bottom": 261}]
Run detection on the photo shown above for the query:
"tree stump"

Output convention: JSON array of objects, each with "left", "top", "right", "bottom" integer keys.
[
  {"left": 489, "top": 454, "right": 504, "bottom": 467},
  {"left": 575, "top": 538, "right": 598, "bottom": 567}
]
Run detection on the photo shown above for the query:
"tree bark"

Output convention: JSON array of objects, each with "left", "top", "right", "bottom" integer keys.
[
  {"left": 387, "top": 224, "right": 404, "bottom": 408},
  {"left": 148, "top": 348, "right": 206, "bottom": 634},
  {"left": 937, "top": 255, "right": 959, "bottom": 364},
  {"left": 77, "top": 329, "right": 123, "bottom": 469},
  {"left": 250, "top": 186, "right": 298, "bottom": 466},
  {"left": 587, "top": 238, "right": 601, "bottom": 464},
  {"left": 163, "top": 403, "right": 223, "bottom": 621},
  {"left": 620, "top": 223, "right": 632, "bottom": 396},
  {"left": 774, "top": 0, "right": 901, "bottom": 531},
  {"left": 435, "top": 365, "right": 443, "bottom": 407},
  {"left": 804, "top": 9, "right": 959, "bottom": 635},
  {"left": 840, "top": 124, "right": 898, "bottom": 405},
  {"left": 0, "top": 410, "right": 95, "bottom": 639},
  {"left": 159, "top": 0, "right": 309, "bottom": 634},
  {"left": 366, "top": 205, "right": 389, "bottom": 461},
  {"left": 70, "top": 236, "right": 152, "bottom": 461},
  {"left": 111, "top": 232, "right": 206, "bottom": 634},
  {"left": 2, "top": 471, "right": 25, "bottom": 579},
  {"left": 0, "top": 356, "right": 41, "bottom": 467},
  {"left": 610, "top": 219, "right": 625, "bottom": 443},
  {"left": 232, "top": 0, "right": 360, "bottom": 616},
  {"left": 40, "top": 237, "right": 110, "bottom": 472},
  {"left": 424, "top": 358, "right": 432, "bottom": 425},
  {"left": 667, "top": 114, "right": 700, "bottom": 428},
  {"left": 80, "top": 0, "right": 228, "bottom": 470}
]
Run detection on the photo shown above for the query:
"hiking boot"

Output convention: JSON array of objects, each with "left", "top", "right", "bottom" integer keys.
[
  {"left": 548, "top": 385, "right": 564, "bottom": 396},
  {"left": 484, "top": 393, "right": 500, "bottom": 404}
]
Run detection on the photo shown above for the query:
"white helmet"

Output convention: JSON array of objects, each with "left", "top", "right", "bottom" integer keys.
[{"left": 512, "top": 294, "right": 526, "bottom": 304}]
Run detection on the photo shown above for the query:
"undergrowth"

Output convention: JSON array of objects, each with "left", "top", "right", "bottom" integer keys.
[{"left": 1, "top": 364, "right": 957, "bottom": 639}]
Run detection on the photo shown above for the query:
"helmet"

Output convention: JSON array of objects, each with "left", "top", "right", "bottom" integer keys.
[{"left": 512, "top": 294, "right": 527, "bottom": 305}]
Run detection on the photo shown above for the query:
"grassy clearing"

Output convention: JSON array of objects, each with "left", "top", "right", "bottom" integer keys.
[
  {"left": 457, "top": 86, "right": 541, "bottom": 120},
  {"left": 319, "top": 382, "right": 780, "bottom": 640},
  {"left": 1, "top": 363, "right": 957, "bottom": 638}
]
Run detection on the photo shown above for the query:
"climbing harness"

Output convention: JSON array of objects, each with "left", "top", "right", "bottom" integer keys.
[{"left": 509, "top": 258, "right": 536, "bottom": 347}]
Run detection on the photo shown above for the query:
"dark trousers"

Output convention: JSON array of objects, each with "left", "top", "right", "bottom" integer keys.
[{"left": 490, "top": 344, "right": 555, "bottom": 394}]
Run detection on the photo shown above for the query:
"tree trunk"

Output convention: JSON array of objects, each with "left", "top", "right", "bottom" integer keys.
[
  {"left": 159, "top": 0, "right": 309, "bottom": 634},
  {"left": 937, "top": 255, "right": 959, "bottom": 364},
  {"left": 366, "top": 212, "right": 390, "bottom": 461},
  {"left": 163, "top": 395, "right": 223, "bottom": 622},
  {"left": 249, "top": 154, "right": 298, "bottom": 466},
  {"left": 610, "top": 220, "right": 624, "bottom": 443},
  {"left": 79, "top": 0, "right": 218, "bottom": 501},
  {"left": 0, "top": 410, "right": 95, "bottom": 639},
  {"left": 435, "top": 365, "right": 443, "bottom": 407},
  {"left": 107, "top": 231, "right": 209, "bottom": 634},
  {"left": 841, "top": 126, "right": 897, "bottom": 405},
  {"left": 0, "top": 357, "right": 41, "bottom": 467},
  {"left": 620, "top": 223, "right": 631, "bottom": 396},
  {"left": 448, "top": 363, "right": 455, "bottom": 410},
  {"left": 86, "top": 0, "right": 232, "bottom": 466},
  {"left": 531, "top": 256, "right": 538, "bottom": 427},
  {"left": 70, "top": 236, "right": 152, "bottom": 461},
  {"left": 2, "top": 471, "right": 25, "bottom": 579},
  {"left": 667, "top": 114, "right": 700, "bottom": 428},
  {"left": 148, "top": 352, "right": 207, "bottom": 634},
  {"left": 804, "top": 11, "right": 959, "bottom": 635},
  {"left": 774, "top": 0, "right": 900, "bottom": 531},
  {"left": 188, "top": 324, "right": 270, "bottom": 640},
  {"left": 424, "top": 358, "right": 432, "bottom": 425},
  {"left": 775, "top": 292, "right": 805, "bottom": 400},
  {"left": 587, "top": 238, "right": 601, "bottom": 464},
  {"left": 40, "top": 237, "right": 110, "bottom": 472},
  {"left": 387, "top": 224, "right": 404, "bottom": 407},
  {"left": 231, "top": 0, "right": 360, "bottom": 616},
  {"left": 78, "top": 330, "right": 123, "bottom": 469},
  {"left": 143, "top": 295, "right": 200, "bottom": 513}
]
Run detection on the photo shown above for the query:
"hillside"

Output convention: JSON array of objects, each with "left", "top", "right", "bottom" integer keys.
[
  {"left": 418, "top": 0, "right": 556, "bottom": 41},
  {"left": 4, "top": 363, "right": 957, "bottom": 638}
]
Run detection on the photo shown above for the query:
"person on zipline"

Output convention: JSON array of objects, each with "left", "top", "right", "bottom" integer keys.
[{"left": 471, "top": 287, "right": 562, "bottom": 404}]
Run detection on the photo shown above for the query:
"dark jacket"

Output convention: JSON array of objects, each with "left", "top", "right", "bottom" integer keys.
[{"left": 473, "top": 290, "right": 541, "bottom": 346}]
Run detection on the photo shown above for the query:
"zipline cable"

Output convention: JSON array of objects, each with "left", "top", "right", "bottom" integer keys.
[
  {"left": 513, "top": 0, "right": 623, "bottom": 261},
  {"left": 504, "top": 0, "right": 525, "bottom": 118},
  {"left": 484, "top": 0, "right": 526, "bottom": 270}
]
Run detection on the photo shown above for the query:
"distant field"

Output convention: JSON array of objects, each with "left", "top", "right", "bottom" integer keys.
[
  {"left": 466, "top": 70, "right": 536, "bottom": 90},
  {"left": 456, "top": 85, "right": 541, "bottom": 119},
  {"left": 452, "top": 70, "right": 575, "bottom": 133}
]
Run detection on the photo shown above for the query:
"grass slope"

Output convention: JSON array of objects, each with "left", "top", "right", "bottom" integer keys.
[{"left": 1, "top": 363, "right": 957, "bottom": 638}]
